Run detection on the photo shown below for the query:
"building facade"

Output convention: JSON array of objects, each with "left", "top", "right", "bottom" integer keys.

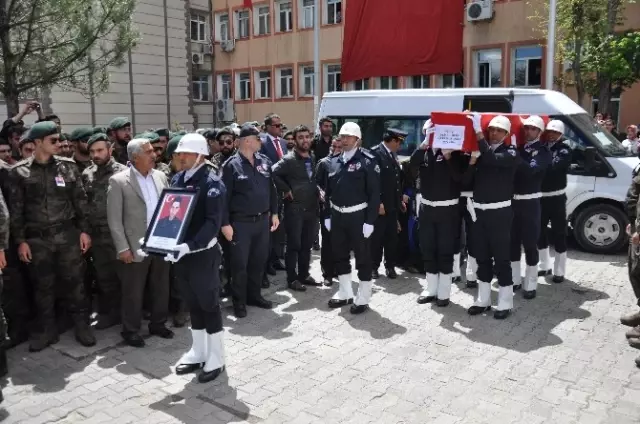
[{"left": 212, "top": 0, "right": 640, "bottom": 130}]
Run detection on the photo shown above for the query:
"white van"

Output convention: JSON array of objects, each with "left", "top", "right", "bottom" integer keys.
[{"left": 319, "top": 88, "right": 638, "bottom": 254}]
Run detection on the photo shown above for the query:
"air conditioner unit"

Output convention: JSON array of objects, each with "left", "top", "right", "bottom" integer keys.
[
  {"left": 216, "top": 98, "right": 234, "bottom": 122},
  {"left": 191, "top": 53, "right": 203, "bottom": 65},
  {"left": 466, "top": 0, "right": 493, "bottom": 22},
  {"left": 220, "top": 39, "right": 235, "bottom": 53}
]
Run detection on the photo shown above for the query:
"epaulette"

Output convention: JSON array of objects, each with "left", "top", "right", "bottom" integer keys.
[
  {"left": 12, "top": 157, "right": 32, "bottom": 167},
  {"left": 55, "top": 155, "right": 76, "bottom": 163},
  {"left": 360, "top": 148, "right": 375, "bottom": 159}
]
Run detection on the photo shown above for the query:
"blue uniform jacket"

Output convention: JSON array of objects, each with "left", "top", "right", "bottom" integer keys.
[
  {"left": 171, "top": 164, "right": 226, "bottom": 252},
  {"left": 514, "top": 140, "right": 552, "bottom": 195}
]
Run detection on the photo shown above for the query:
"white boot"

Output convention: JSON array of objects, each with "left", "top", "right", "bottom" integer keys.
[
  {"left": 436, "top": 273, "right": 452, "bottom": 306},
  {"left": 466, "top": 256, "right": 478, "bottom": 283},
  {"left": 511, "top": 261, "right": 522, "bottom": 287},
  {"left": 177, "top": 329, "right": 206, "bottom": 368},
  {"left": 523, "top": 265, "right": 538, "bottom": 296},
  {"left": 420, "top": 273, "right": 439, "bottom": 298},
  {"left": 452, "top": 254, "right": 461, "bottom": 280},
  {"left": 496, "top": 285, "right": 514, "bottom": 311},
  {"left": 553, "top": 251, "right": 567, "bottom": 282},
  {"left": 354, "top": 281, "right": 373, "bottom": 306},
  {"left": 332, "top": 274, "right": 354, "bottom": 300},
  {"left": 538, "top": 248, "right": 551, "bottom": 274},
  {"left": 468, "top": 281, "right": 491, "bottom": 314},
  {"left": 198, "top": 331, "right": 225, "bottom": 383}
]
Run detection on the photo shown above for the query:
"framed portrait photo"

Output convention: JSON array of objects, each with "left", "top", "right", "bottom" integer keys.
[{"left": 142, "top": 188, "right": 199, "bottom": 255}]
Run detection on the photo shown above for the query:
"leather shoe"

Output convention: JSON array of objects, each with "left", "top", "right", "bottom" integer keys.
[
  {"left": 234, "top": 304, "right": 247, "bottom": 318},
  {"left": 468, "top": 305, "right": 491, "bottom": 315},
  {"left": 452, "top": 276, "right": 461, "bottom": 284},
  {"left": 323, "top": 278, "right": 334, "bottom": 287},
  {"left": 247, "top": 297, "right": 273, "bottom": 309},
  {"left": 272, "top": 259, "right": 286, "bottom": 271},
  {"left": 313, "top": 241, "right": 320, "bottom": 251},
  {"left": 262, "top": 276, "right": 271, "bottom": 289},
  {"left": 552, "top": 275, "right": 564, "bottom": 284},
  {"left": 288, "top": 280, "right": 307, "bottom": 292},
  {"left": 122, "top": 332, "right": 145, "bottom": 348},
  {"left": 538, "top": 269, "right": 551, "bottom": 277},
  {"left": 626, "top": 326, "right": 640, "bottom": 339},
  {"left": 328, "top": 298, "right": 353, "bottom": 308},
  {"left": 436, "top": 298, "right": 450, "bottom": 307},
  {"left": 513, "top": 283, "right": 522, "bottom": 292},
  {"left": 350, "top": 304, "right": 369, "bottom": 314},
  {"left": 386, "top": 268, "right": 398, "bottom": 279},
  {"left": 266, "top": 264, "right": 277, "bottom": 276},
  {"left": 621, "top": 311, "right": 640, "bottom": 327},
  {"left": 198, "top": 366, "right": 225, "bottom": 383},
  {"left": 466, "top": 280, "right": 478, "bottom": 289},
  {"left": 417, "top": 295, "right": 435, "bottom": 304},
  {"left": 636, "top": 356, "right": 640, "bottom": 368},
  {"left": 629, "top": 338, "right": 640, "bottom": 350},
  {"left": 523, "top": 290, "right": 537, "bottom": 300},
  {"left": 372, "top": 270, "right": 380, "bottom": 279},
  {"left": 149, "top": 325, "right": 174, "bottom": 339},
  {"left": 176, "top": 362, "right": 203, "bottom": 375},
  {"left": 301, "top": 276, "right": 322, "bottom": 286},
  {"left": 494, "top": 309, "right": 511, "bottom": 320}
]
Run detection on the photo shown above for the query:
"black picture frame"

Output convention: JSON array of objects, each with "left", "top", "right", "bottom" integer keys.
[{"left": 141, "top": 187, "right": 200, "bottom": 256}]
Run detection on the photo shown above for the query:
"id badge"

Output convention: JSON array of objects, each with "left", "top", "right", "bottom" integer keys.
[{"left": 55, "top": 176, "right": 66, "bottom": 187}]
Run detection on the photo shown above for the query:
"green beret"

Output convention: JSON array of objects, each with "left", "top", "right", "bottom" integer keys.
[
  {"left": 136, "top": 131, "right": 160, "bottom": 143},
  {"left": 165, "top": 134, "right": 183, "bottom": 159},
  {"left": 69, "top": 127, "right": 94, "bottom": 142},
  {"left": 93, "top": 126, "right": 107, "bottom": 134},
  {"left": 87, "top": 133, "right": 110, "bottom": 147},
  {"left": 154, "top": 128, "right": 170, "bottom": 138},
  {"left": 108, "top": 117, "right": 131, "bottom": 131},
  {"left": 60, "top": 133, "right": 69, "bottom": 142},
  {"left": 27, "top": 121, "right": 58, "bottom": 140}
]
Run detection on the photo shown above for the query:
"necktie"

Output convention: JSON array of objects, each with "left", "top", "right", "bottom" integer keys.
[{"left": 274, "top": 138, "right": 283, "bottom": 159}]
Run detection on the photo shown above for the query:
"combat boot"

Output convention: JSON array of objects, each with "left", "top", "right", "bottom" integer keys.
[
  {"left": 29, "top": 327, "right": 59, "bottom": 352},
  {"left": 629, "top": 337, "right": 640, "bottom": 350},
  {"left": 0, "top": 348, "right": 7, "bottom": 378},
  {"left": 620, "top": 310, "right": 640, "bottom": 327},
  {"left": 74, "top": 321, "right": 96, "bottom": 347}
]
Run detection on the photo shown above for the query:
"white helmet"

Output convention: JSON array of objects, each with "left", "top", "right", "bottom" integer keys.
[
  {"left": 488, "top": 115, "right": 511, "bottom": 133},
  {"left": 422, "top": 119, "right": 433, "bottom": 135},
  {"left": 230, "top": 123, "right": 241, "bottom": 136},
  {"left": 339, "top": 122, "right": 362, "bottom": 139},
  {"left": 546, "top": 119, "right": 565, "bottom": 134},
  {"left": 522, "top": 115, "right": 545, "bottom": 132},
  {"left": 174, "top": 133, "right": 209, "bottom": 155}
]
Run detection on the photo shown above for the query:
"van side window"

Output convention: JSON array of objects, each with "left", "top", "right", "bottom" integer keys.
[{"left": 383, "top": 118, "right": 428, "bottom": 157}]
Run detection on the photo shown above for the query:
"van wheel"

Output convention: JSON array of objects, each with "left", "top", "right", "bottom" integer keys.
[{"left": 573, "top": 204, "right": 628, "bottom": 254}]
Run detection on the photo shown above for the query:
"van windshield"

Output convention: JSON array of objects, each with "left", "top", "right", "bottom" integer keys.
[{"left": 563, "top": 113, "right": 631, "bottom": 157}]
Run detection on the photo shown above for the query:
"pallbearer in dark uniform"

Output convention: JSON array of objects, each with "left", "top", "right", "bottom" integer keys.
[
  {"left": 459, "top": 151, "right": 479, "bottom": 288},
  {"left": 370, "top": 128, "right": 406, "bottom": 279},
  {"left": 409, "top": 122, "right": 467, "bottom": 307},
  {"left": 466, "top": 114, "right": 518, "bottom": 319},
  {"left": 324, "top": 122, "right": 380, "bottom": 314},
  {"left": 221, "top": 125, "right": 279, "bottom": 319},
  {"left": 165, "top": 133, "right": 227, "bottom": 383},
  {"left": 537, "top": 120, "right": 571, "bottom": 283},
  {"left": 510, "top": 116, "right": 551, "bottom": 299}
]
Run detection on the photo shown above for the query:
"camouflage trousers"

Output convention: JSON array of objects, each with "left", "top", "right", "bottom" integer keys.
[
  {"left": 2, "top": 247, "right": 33, "bottom": 338},
  {"left": 26, "top": 229, "right": 88, "bottom": 331},
  {"left": 91, "top": 238, "right": 121, "bottom": 315},
  {"left": 628, "top": 242, "right": 640, "bottom": 308}
]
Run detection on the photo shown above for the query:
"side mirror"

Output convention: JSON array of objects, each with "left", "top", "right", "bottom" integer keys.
[{"left": 584, "top": 146, "right": 598, "bottom": 170}]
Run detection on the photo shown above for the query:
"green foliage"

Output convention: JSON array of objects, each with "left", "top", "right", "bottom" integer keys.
[
  {"left": 0, "top": 0, "right": 139, "bottom": 114},
  {"left": 582, "top": 31, "right": 640, "bottom": 93}
]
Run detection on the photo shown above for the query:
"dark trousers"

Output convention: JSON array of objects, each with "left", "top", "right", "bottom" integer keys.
[
  {"left": 220, "top": 236, "right": 232, "bottom": 287},
  {"left": 537, "top": 195, "right": 568, "bottom": 253},
  {"left": 284, "top": 206, "right": 317, "bottom": 283},
  {"left": 473, "top": 207, "right": 513, "bottom": 286},
  {"left": 460, "top": 201, "right": 475, "bottom": 257},
  {"left": 510, "top": 199, "right": 541, "bottom": 266},
  {"left": 270, "top": 203, "right": 285, "bottom": 262},
  {"left": 419, "top": 204, "right": 460, "bottom": 275},
  {"left": 331, "top": 211, "right": 372, "bottom": 281},
  {"left": 27, "top": 231, "right": 88, "bottom": 331},
  {"left": 628, "top": 243, "right": 640, "bottom": 307},
  {"left": 320, "top": 219, "right": 334, "bottom": 280},
  {"left": 371, "top": 212, "right": 398, "bottom": 269},
  {"left": 230, "top": 215, "right": 270, "bottom": 305},
  {"left": 174, "top": 248, "right": 223, "bottom": 334},
  {"left": 118, "top": 256, "right": 170, "bottom": 334},
  {"left": 92, "top": 242, "right": 121, "bottom": 315},
  {"left": 2, "top": 248, "right": 33, "bottom": 338}
]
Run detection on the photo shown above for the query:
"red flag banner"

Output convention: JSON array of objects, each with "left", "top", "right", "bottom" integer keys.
[
  {"left": 341, "top": 0, "right": 464, "bottom": 83},
  {"left": 243, "top": 0, "right": 253, "bottom": 8}
]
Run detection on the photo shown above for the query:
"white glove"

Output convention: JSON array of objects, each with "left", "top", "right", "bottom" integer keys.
[
  {"left": 471, "top": 151, "right": 481, "bottom": 158},
  {"left": 510, "top": 134, "right": 517, "bottom": 145},
  {"left": 363, "top": 223, "right": 374, "bottom": 239},
  {"left": 164, "top": 243, "right": 190, "bottom": 263},
  {"left": 422, "top": 119, "right": 434, "bottom": 135},
  {"left": 466, "top": 113, "right": 482, "bottom": 133},
  {"left": 136, "top": 238, "right": 148, "bottom": 258},
  {"left": 324, "top": 218, "right": 331, "bottom": 231}
]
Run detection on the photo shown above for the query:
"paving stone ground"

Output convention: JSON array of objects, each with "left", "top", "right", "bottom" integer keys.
[{"left": 2, "top": 248, "right": 640, "bottom": 424}]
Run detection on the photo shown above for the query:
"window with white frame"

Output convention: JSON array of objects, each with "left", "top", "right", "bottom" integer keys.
[
  {"left": 215, "top": 13, "right": 229, "bottom": 42},
  {"left": 254, "top": 5, "right": 270, "bottom": 36},
  {"left": 325, "top": 0, "right": 342, "bottom": 24},
  {"left": 192, "top": 75, "right": 210, "bottom": 101},
  {"left": 217, "top": 74, "right": 231, "bottom": 99},
  {"left": 255, "top": 70, "right": 271, "bottom": 99},
  {"left": 277, "top": 68, "right": 294, "bottom": 98},
  {"left": 236, "top": 72, "right": 251, "bottom": 100},
  {"left": 379, "top": 76, "right": 399, "bottom": 89},
  {"left": 300, "top": 65, "right": 315, "bottom": 97},
  {"left": 511, "top": 46, "right": 542, "bottom": 87},
  {"left": 441, "top": 73, "right": 464, "bottom": 88},
  {"left": 191, "top": 13, "right": 208, "bottom": 42},
  {"left": 300, "top": 0, "right": 315, "bottom": 29},
  {"left": 276, "top": 1, "right": 293, "bottom": 32},
  {"left": 235, "top": 10, "right": 250, "bottom": 39},
  {"left": 325, "top": 64, "right": 342, "bottom": 92},
  {"left": 408, "top": 75, "right": 430, "bottom": 88},
  {"left": 354, "top": 79, "right": 369, "bottom": 90},
  {"left": 474, "top": 49, "right": 502, "bottom": 88}
]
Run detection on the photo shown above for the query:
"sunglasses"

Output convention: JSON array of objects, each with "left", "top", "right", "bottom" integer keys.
[
  {"left": 49, "top": 138, "right": 61, "bottom": 144},
  {"left": 218, "top": 139, "right": 234, "bottom": 145}
]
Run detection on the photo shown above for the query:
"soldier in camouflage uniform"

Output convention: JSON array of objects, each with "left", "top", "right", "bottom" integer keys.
[
  {"left": 107, "top": 117, "right": 132, "bottom": 165},
  {"left": 82, "top": 133, "right": 127, "bottom": 330},
  {"left": 8, "top": 122, "right": 96, "bottom": 352},
  {"left": 154, "top": 128, "right": 170, "bottom": 164},
  {"left": 69, "top": 127, "right": 94, "bottom": 173},
  {"left": 210, "top": 127, "right": 236, "bottom": 172}
]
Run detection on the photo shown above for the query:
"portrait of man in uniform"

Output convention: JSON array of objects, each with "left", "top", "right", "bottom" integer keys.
[{"left": 153, "top": 196, "right": 184, "bottom": 239}]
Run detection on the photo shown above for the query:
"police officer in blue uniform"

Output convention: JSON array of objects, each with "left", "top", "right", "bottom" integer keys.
[
  {"left": 537, "top": 120, "right": 572, "bottom": 283},
  {"left": 163, "top": 133, "right": 226, "bottom": 383},
  {"left": 324, "top": 122, "right": 380, "bottom": 314},
  {"left": 370, "top": 128, "right": 406, "bottom": 280},
  {"left": 510, "top": 116, "right": 551, "bottom": 299},
  {"left": 221, "top": 124, "right": 279, "bottom": 318},
  {"left": 466, "top": 114, "right": 518, "bottom": 319}
]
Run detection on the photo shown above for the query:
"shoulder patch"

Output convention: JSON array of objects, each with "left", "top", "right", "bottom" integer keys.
[
  {"left": 508, "top": 149, "right": 516, "bottom": 157},
  {"left": 207, "top": 186, "right": 221, "bottom": 197},
  {"left": 55, "top": 155, "right": 76, "bottom": 163},
  {"left": 374, "top": 164, "right": 380, "bottom": 173}
]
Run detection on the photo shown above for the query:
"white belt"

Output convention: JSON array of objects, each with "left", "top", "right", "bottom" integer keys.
[
  {"left": 188, "top": 237, "right": 218, "bottom": 255},
  {"left": 473, "top": 200, "right": 512, "bottom": 211},
  {"left": 460, "top": 191, "right": 473, "bottom": 198},
  {"left": 514, "top": 192, "right": 542, "bottom": 200},
  {"left": 420, "top": 198, "right": 459, "bottom": 207},
  {"left": 330, "top": 202, "right": 367, "bottom": 213},
  {"left": 542, "top": 188, "right": 566, "bottom": 197}
]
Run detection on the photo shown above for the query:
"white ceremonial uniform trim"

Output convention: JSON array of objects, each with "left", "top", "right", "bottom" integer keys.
[
  {"left": 330, "top": 202, "right": 367, "bottom": 213},
  {"left": 342, "top": 148, "right": 357, "bottom": 162},
  {"left": 184, "top": 163, "right": 205, "bottom": 182},
  {"left": 420, "top": 198, "right": 459, "bottom": 207},
  {"left": 513, "top": 192, "right": 542, "bottom": 200},
  {"left": 472, "top": 200, "right": 511, "bottom": 210},
  {"left": 541, "top": 188, "right": 566, "bottom": 197},
  {"left": 132, "top": 166, "right": 159, "bottom": 227},
  {"left": 460, "top": 191, "right": 473, "bottom": 198},
  {"left": 187, "top": 238, "right": 218, "bottom": 255}
]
